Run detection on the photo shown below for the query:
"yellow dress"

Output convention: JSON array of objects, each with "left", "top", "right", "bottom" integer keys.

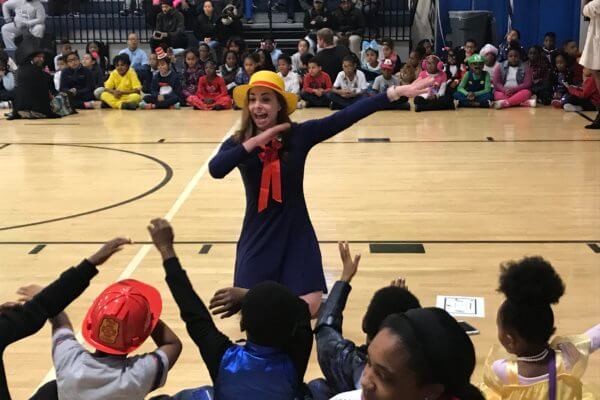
[{"left": 481, "top": 335, "right": 597, "bottom": 400}]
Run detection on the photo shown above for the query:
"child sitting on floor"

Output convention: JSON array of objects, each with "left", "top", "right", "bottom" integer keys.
[
  {"left": 480, "top": 43, "right": 499, "bottom": 78},
  {"left": 292, "top": 38, "right": 312, "bottom": 74},
  {"left": 453, "top": 54, "right": 493, "bottom": 108},
  {"left": 181, "top": 49, "right": 203, "bottom": 102},
  {"left": 219, "top": 50, "right": 241, "bottom": 94},
  {"left": 493, "top": 43, "right": 535, "bottom": 109},
  {"left": 328, "top": 54, "right": 368, "bottom": 110},
  {"left": 414, "top": 55, "right": 454, "bottom": 112},
  {"left": 562, "top": 68, "right": 600, "bottom": 112},
  {"left": 300, "top": 57, "right": 332, "bottom": 107},
  {"left": 0, "top": 58, "right": 16, "bottom": 109},
  {"left": 50, "top": 279, "right": 182, "bottom": 400},
  {"left": 235, "top": 53, "right": 259, "bottom": 87},
  {"left": 360, "top": 47, "right": 381, "bottom": 83},
  {"left": 187, "top": 60, "right": 232, "bottom": 110},
  {"left": 277, "top": 54, "right": 301, "bottom": 95},
  {"left": 528, "top": 45, "right": 555, "bottom": 105},
  {"left": 396, "top": 48, "right": 423, "bottom": 85},
  {"left": 100, "top": 54, "right": 142, "bottom": 110},
  {"left": 379, "top": 38, "right": 401, "bottom": 73},
  {"left": 140, "top": 48, "right": 183, "bottom": 110},
  {"left": 444, "top": 47, "right": 464, "bottom": 96},
  {"left": 481, "top": 256, "right": 599, "bottom": 400},
  {"left": 550, "top": 51, "right": 576, "bottom": 108},
  {"left": 371, "top": 59, "right": 409, "bottom": 110}
]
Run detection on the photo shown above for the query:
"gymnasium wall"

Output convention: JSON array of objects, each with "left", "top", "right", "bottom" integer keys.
[{"left": 438, "top": 0, "right": 583, "bottom": 49}]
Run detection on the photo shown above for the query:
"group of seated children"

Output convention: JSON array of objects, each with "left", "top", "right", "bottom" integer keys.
[{"left": 2, "top": 219, "right": 598, "bottom": 400}]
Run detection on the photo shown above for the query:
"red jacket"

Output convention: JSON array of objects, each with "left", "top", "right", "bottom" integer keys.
[
  {"left": 302, "top": 71, "right": 332, "bottom": 93},
  {"left": 196, "top": 75, "right": 228, "bottom": 99},
  {"left": 568, "top": 77, "right": 600, "bottom": 106}
]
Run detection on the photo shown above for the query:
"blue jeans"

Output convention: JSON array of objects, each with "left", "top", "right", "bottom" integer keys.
[
  {"left": 244, "top": 0, "right": 254, "bottom": 19},
  {"left": 172, "top": 386, "right": 214, "bottom": 400},
  {"left": 453, "top": 91, "right": 493, "bottom": 108}
]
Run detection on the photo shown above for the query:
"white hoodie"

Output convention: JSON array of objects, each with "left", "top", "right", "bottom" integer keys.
[{"left": 2, "top": 0, "right": 46, "bottom": 29}]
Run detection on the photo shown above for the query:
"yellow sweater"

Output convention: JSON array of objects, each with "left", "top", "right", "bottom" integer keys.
[{"left": 104, "top": 68, "right": 142, "bottom": 91}]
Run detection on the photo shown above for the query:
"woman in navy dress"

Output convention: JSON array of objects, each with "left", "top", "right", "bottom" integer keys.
[{"left": 208, "top": 70, "right": 431, "bottom": 315}]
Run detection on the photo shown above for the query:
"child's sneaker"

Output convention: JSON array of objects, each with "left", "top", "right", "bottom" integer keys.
[
  {"left": 520, "top": 98, "right": 536, "bottom": 108},
  {"left": 140, "top": 101, "right": 155, "bottom": 110},
  {"left": 169, "top": 102, "right": 180, "bottom": 110},
  {"left": 551, "top": 99, "right": 563, "bottom": 108},
  {"left": 121, "top": 102, "right": 138, "bottom": 110},
  {"left": 563, "top": 103, "right": 583, "bottom": 112},
  {"left": 493, "top": 100, "right": 508, "bottom": 109},
  {"left": 0, "top": 101, "right": 11, "bottom": 109}
]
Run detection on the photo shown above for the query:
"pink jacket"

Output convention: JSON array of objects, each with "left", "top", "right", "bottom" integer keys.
[
  {"left": 492, "top": 62, "right": 533, "bottom": 94},
  {"left": 417, "top": 70, "right": 448, "bottom": 96}
]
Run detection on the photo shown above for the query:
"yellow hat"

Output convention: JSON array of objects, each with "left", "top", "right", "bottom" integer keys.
[{"left": 233, "top": 70, "right": 298, "bottom": 115}]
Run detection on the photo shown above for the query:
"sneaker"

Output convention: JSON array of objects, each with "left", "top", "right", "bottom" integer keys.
[
  {"left": 245, "top": 18, "right": 254, "bottom": 24},
  {"left": 119, "top": 10, "right": 129, "bottom": 16},
  {"left": 520, "top": 98, "right": 536, "bottom": 108},
  {"left": 169, "top": 102, "right": 181, "bottom": 110},
  {"left": 493, "top": 100, "right": 507, "bottom": 109},
  {"left": 585, "top": 111, "right": 600, "bottom": 129},
  {"left": 297, "top": 100, "right": 306, "bottom": 109},
  {"left": 121, "top": 102, "right": 138, "bottom": 110},
  {"left": 563, "top": 103, "right": 583, "bottom": 112},
  {"left": 133, "top": 9, "right": 143, "bottom": 16},
  {"left": 0, "top": 101, "right": 10, "bottom": 109},
  {"left": 286, "top": 18, "right": 295, "bottom": 23},
  {"left": 453, "top": 99, "right": 460, "bottom": 108},
  {"left": 551, "top": 99, "right": 563, "bottom": 108}
]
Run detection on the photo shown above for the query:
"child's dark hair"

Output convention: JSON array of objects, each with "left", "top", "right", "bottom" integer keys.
[
  {"left": 465, "top": 38, "right": 477, "bottom": 46},
  {"left": 510, "top": 28, "right": 521, "bottom": 38},
  {"left": 184, "top": 48, "right": 199, "bottom": 59},
  {"left": 497, "top": 256, "right": 565, "bottom": 343},
  {"left": 278, "top": 54, "right": 292, "bottom": 65},
  {"left": 529, "top": 45, "right": 543, "bottom": 57},
  {"left": 205, "top": 59, "right": 216, "bottom": 68},
  {"left": 413, "top": 46, "right": 426, "bottom": 59},
  {"left": 365, "top": 47, "right": 378, "bottom": 57},
  {"left": 241, "top": 281, "right": 301, "bottom": 348},
  {"left": 113, "top": 53, "right": 131, "bottom": 66},
  {"left": 551, "top": 50, "right": 573, "bottom": 68},
  {"left": 343, "top": 53, "right": 359, "bottom": 65},
  {"left": 507, "top": 41, "right": 523, "bottom": 59},
  {"left": 381, "top": 37, "right": 394, "bottom": 49},
  {"left": 544, "top": 31, "right": 556, "bottom": 39},
  {"left": 244, "top": 52, "right": 260, "bottom": 64},
  {"left": 298, "top": 38, "right": 310, "bottom": 49},
  {"left": 226, "top": 36, "right": 247, "bottom": 53},
  {"left": 362, "top": 286, "right": 421, "bottom": 340},
  {"left": 301, "top": 53, "right": 314, "bottom": 66}
]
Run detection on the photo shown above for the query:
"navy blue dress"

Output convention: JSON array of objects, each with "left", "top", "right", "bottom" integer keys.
[{"left": 209, "top": 93, "right": 391, "bottom": 296}]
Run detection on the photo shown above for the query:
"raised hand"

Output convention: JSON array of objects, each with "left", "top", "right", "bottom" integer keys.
[
  {"left": 17, "top": 284, "right": 43, "bottom": 303},
  {"left": 390, "top": 277, "right": 407, "bottom": 289},
  {"left": 147, "top": 218, "right": 176, "bottom": 260},
  {"left": 87, "top": 237, "right": 132, "bottom": 266},
  {"left": 209, "top": 287, "right": 249, "bottom": 318},
  {"left": 388, "top": 77, "right": 434, "bottom": 100},
  {"left": 339, "top": 241, "right": 360, "bottom": 283},
  {"left": 243, "top": 122, "right": 291, "bottom": 152}
]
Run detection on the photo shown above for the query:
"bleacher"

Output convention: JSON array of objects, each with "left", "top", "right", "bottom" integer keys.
[{"left": 1, "top": 0, "right": 414, "bottom": 54}]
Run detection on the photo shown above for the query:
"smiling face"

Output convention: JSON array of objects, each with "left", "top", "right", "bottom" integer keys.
[
  {"left": 115, "top": 60, "right": 129, "bottom": 76},
  {"left": 248, "top": 86, "right": 281, "bottom": 131}
]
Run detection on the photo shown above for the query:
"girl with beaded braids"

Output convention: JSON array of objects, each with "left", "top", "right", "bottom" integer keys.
[{"left": 482, "top": 256, "right": 600, "bottom": 400}]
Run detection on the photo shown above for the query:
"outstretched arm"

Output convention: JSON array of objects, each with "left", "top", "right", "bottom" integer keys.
[
  {"left": 208, "top": 137, "right": 252, "bottom": 179},
  {"left": 148, "top": 219, "right": 233, "bottom": 382},
  {"left": 298, "top": 78, "right": 432, "bottom": 148}
]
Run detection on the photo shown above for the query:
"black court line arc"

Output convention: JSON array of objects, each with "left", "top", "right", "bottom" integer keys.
[
  {"left": 0, "top": 144, "right": 173, "bottom": 231},
  {"left": 0, "top": 144, "right": 10, "bottom": 150}
]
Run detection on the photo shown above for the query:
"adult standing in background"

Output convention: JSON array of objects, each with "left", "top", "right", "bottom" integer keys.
[
  {"left": 331, "top": 0, "right": 364, "bottom": 56},
  {"left": 1, "top": 0, "right": 46, "bottom": 50},
  {"left": 580, "top": 0, "right": 600, "bottom": 129},
  {"left": 150, "top": 0, "right": 188, "bottom": 50}
]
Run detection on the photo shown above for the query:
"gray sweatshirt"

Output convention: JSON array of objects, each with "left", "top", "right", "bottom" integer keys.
[{"left": 2, "top": 0, "right": 46, "bottom": 29}]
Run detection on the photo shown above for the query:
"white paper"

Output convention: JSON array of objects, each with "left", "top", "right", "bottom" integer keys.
[{"left": 436, "top": 295, "right": 485, "bottom": 318}]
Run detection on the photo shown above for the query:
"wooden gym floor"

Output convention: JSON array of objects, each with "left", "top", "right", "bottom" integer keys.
[{"left": 0, "top": 106, "right": 599, "bottom": 399}]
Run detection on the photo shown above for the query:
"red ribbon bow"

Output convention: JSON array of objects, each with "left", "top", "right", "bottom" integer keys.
[{"left": 257, "top": 139, "right": 283, "bottom": 212}]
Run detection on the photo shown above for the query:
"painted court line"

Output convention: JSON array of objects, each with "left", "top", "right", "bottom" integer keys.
[{"left": 34, "top": 121, "right": 236, "bottom": 393}]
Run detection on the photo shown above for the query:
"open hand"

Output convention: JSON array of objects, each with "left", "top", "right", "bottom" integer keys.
[
  {"left": 148, "top": 218, "right": 175, "bottom": 256},
  {"left": 389, "top": 77, "right": 434, "bottom": 100},
  {"left": 390, "top": 277, "right": 407, "bottom": 289},
  {"left": 467, "top": 92, "right": 475, "bottom": 101},
  {"left": 339, "top": 241, "right": 360, "bottom": 283},
  {"left": 17, "top": 284, "right": 43, "bottom": 302},
  {"left": 209, "top": 287, "right": 249, "bottom": 318},
  {"left": 244, "top": 122, "right": 291, "bottom": 151},
  {"left": 87, "top": 237, "right": 132, "bottom": 266}
]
